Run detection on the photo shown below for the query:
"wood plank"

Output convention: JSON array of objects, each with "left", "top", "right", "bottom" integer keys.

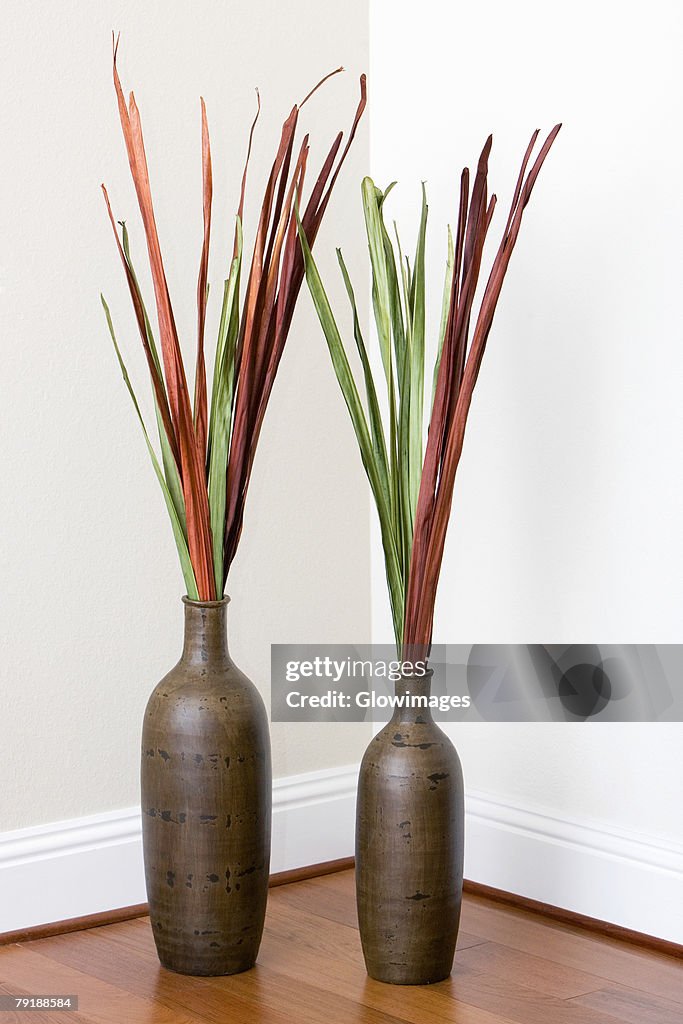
[
  {"left": 460, "top": 893, "right": 683, "bottom": 1003},
  {"left": 2, "top": 870, "right": 681, "bottom": 1024},
  {"left": 257, "top": 911, "right": 517, "bottom": 1024},
  {"left": 570, "top": 984, "right": 683, "bottom": 1024},
  {"left": 227, "top": 964, "right": 416, "bottom": 1024},
  {"left": 328, "top": 870, "right": 682, "bottom": 962},
  {"left": 464, "top": 881, "right": 683, "bottom": 960},
  {"left": 268, "top": 872, "right": 359, "bottom": 927},
  {"left": 0, "top": 945, "right": 196, "bottom": 1024},
  {"left": 269, "top": 872, "right": 484, "bottom": 950},
  {"left": 14, "top": 927, "right": 291, "bottom": 1024},
  {"left": 264, "top": 894, "right": 362, "bottom": 964},
  {"left": 454, "top": 939, "right": 605, "bottom": 999},
  {"left": 441, "top": 967, "right": 627, "bottom": 1024},
  {"left": 26, "top": 919, "right": 406, "bottom": 1024},
  {"left": 38, "top": 912, "right": 514, "bottom": 1024},
  {"left": 0, "top": 980, "right": 55, "bottom": 1024}
]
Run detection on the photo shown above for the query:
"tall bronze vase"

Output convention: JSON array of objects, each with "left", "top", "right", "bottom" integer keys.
[
  {"left": 141, "top": 597, "right": 271, "bottom": 976},
  {"left": 356, "top": 670, "right": 464, "bottom": 984}
]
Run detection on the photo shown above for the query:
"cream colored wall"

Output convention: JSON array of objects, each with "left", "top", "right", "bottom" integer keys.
[{"left": 0, "top": 0, "right": 370, "bottom": 831}]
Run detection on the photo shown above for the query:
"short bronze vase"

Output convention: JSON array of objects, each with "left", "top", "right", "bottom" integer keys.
[
  {"left": 356, "top": 670, "right": 464, "bottom": 984},
  {"left": 141, "top": 597, "right": 271, "bottom": 976}
]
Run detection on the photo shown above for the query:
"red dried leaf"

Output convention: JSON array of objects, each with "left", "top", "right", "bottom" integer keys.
[
  {"left": 112, "top": 45, "right": 215, "bottom": 599},
  {"left": 106, "top": 42, "right": 365, "bottom": 599},
  {"left": 404, "top": 125, "right": 561, "bottom": 654},
  {"left": 194, "top": 97, "right": 212, "bottom": 461},
  {"left": 223, "top": 75, "right": 367, "bottom": 576}
]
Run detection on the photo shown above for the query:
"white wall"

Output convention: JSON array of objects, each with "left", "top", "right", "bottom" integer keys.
[
  {"left": 0, "top": 0, "right": 370, "bottom": 835},
  {"left": 370, "top": 0, "right": 683, "bottom": 937}
]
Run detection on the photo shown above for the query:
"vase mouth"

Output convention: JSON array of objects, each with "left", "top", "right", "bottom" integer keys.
[{"left": 182, "top": 595, "right": 231, "bottom": 608}]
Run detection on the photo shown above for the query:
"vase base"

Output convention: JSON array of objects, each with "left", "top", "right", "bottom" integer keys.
[
  {"left": 365, "top": 962, "right": 453, "bottom": 986},
  {"left": 158, "top": 955, "right": 257, "bottom": 978}
]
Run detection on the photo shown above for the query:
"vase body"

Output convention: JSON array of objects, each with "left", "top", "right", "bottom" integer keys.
[
  {"left": 356, "top": 671, "right": 464, "bottom": 984},
  {"left": 141, "top": 597, "right": 271, "bottom": 976}
]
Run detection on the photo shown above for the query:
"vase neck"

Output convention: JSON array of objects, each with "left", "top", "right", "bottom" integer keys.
[
  {"left": 181, "top": 597, "right": 231, "bottom": 666},
  {"left": 391, "top": 670, "right": 434, "bottom": 724}
]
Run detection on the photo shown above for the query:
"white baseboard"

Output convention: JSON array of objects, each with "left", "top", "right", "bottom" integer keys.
[
  {"left": 270, "top": 763, "right": 357, "bottom": 874},
  {"left": 465, "top": 789, "right": 683, "bottom": 945},
  {"left": 2, "top": 767, "right": 681, "bottom": 945},
  {"left": 0, "top": 763, "right": 358, "bottom": 934}
]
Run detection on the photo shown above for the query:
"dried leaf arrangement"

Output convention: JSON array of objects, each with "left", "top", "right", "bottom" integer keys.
[
  {"left": 299, "top": 126, "right": 560, "bottom": 659},
  {"left": 102, "top": 41, "right": 366, "bottom": 600}
]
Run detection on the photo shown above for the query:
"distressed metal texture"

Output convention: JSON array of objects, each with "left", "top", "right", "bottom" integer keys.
[{"left": 141, "top": 597, "right": 271, "bottom": 976}]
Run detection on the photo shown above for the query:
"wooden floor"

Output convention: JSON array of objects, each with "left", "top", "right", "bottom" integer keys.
[{"left": 0, "top": 869, "right": 681, "bottom": 1023}]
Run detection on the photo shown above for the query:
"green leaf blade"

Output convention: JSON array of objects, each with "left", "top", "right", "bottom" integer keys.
[{"left": 101, "top": 295, "right": 199, "bottom": 600}]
